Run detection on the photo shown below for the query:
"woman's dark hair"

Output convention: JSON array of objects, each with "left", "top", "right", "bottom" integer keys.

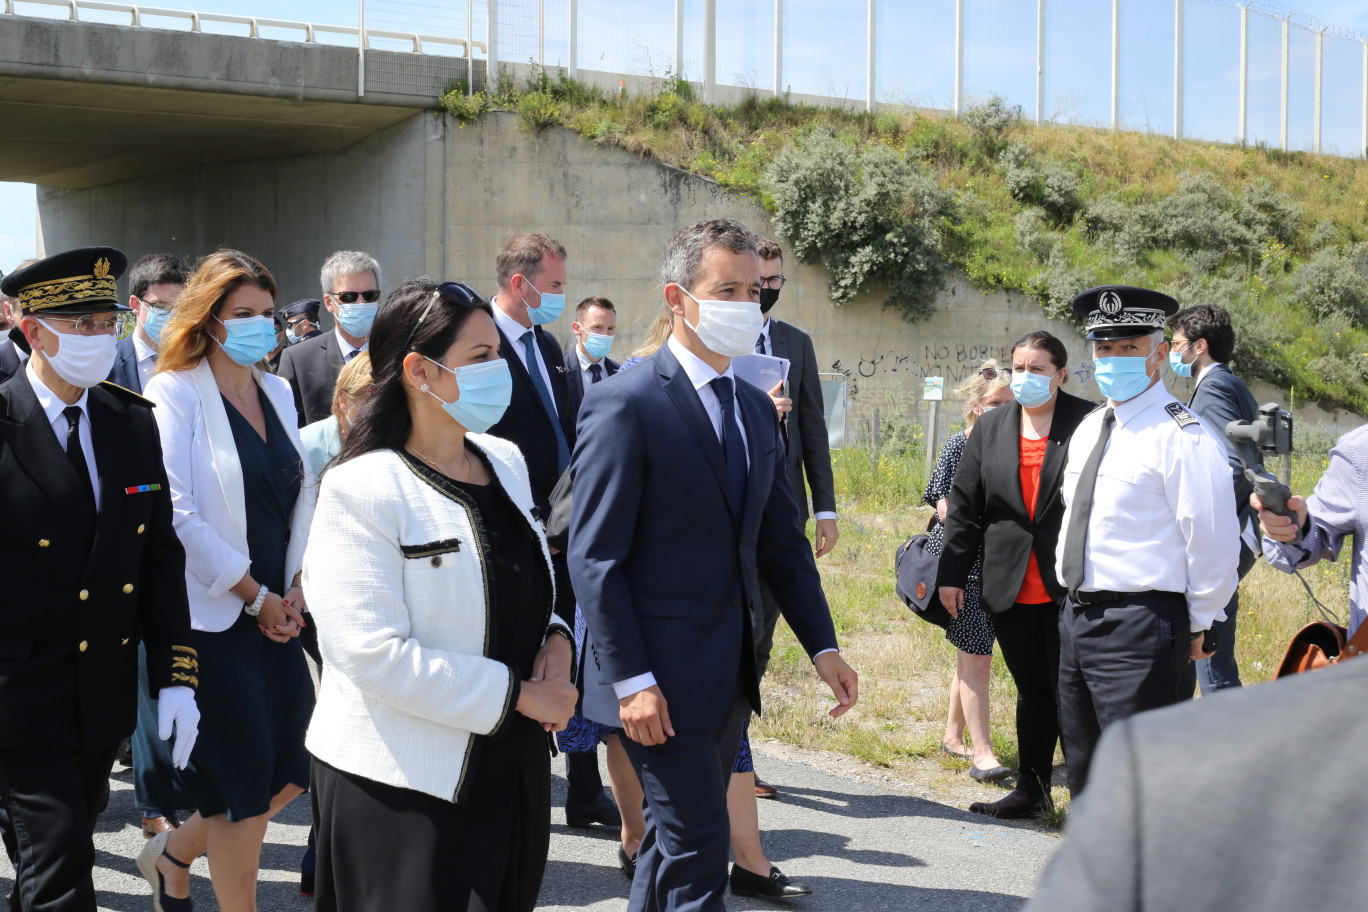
[
  {"left": 1011, "top": 330, "right": 1069, "bottom": 375},
  {"left": 1167, "top": 304, "right": 1235, "bottom": 363},
  {"left": 336, "top": 277, "right": 493, "bottom": 465}
]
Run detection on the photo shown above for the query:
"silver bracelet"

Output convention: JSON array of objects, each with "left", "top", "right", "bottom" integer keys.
[{"left": 244, "top": 584, "right": 269, "bottom": 617}]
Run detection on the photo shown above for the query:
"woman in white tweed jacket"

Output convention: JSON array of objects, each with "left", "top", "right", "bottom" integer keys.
[{"left": 303, "top": 278, "right": 577, "bottom": 912}]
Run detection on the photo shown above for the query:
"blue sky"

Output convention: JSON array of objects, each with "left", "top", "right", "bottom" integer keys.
[{"left": 2, "top": 0, "right": 1367, "bottom": 270}]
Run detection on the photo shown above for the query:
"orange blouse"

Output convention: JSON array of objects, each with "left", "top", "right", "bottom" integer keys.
[{"left": 1015, "top": 435, "right": 1052, "bottom": 606}]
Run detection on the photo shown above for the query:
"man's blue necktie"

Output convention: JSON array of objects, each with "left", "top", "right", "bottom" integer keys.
[
  {"left": 710, "top": 377, "right": 748, "bottom": 516},
  {"left": 754, "top": 333, "right": 766, "bottom": 355},
  {"left": 521, "top": 330, "right": 571, "bottom": 472},
  {"left": 589, "top": 362, "right": 602, "bottom": 384}
]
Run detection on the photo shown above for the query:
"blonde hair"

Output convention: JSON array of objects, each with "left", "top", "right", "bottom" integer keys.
[
  {"left": 956, "top": 358, "right": 1011, "bottom": 426},
  {"left": 330, "top": 351, "right": 372, "bottom": 426},
  {"left": 631, "top": 309, "right": 674, "bottom": 359},
  {"left": 156, "top": 250, "right": 278, "bottom": 375}
]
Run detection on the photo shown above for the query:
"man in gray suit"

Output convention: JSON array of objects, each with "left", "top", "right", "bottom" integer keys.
[
  {"left": 1025, "top": 656, "right": 1368, "bottom": 912},
  {"left": 1168, "top": 304, "right": 1261, "bottom": 693},
  {"left": 749, "top": 236, "right": 839, "bottom": 798}
]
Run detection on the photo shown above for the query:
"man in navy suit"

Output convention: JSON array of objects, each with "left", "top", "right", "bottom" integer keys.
[
  {"left": 107, "top": 254, "right": 190, "bottom": 393},
  {"left": 570, "top": 219, "right": 858, "bottom": 912},
  {"left": 1168, "top": 304, "right": 1261, "bottom": 693},
  {"left": 563, "top": 296, "right": 620, "bottom": 417}
]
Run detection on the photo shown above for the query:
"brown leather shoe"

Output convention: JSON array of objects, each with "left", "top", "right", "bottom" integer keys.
[
  {"left": 969, "top": 788, "right": 1053, "bottom": 820},
  {"left": 141, "top": 814, "right": 178, "bottom": 839},
  {"left": 753, "top": 777, "right": 778, "bottom": 799}
]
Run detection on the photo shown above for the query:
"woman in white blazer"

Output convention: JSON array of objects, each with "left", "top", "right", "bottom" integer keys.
[
  {"left": 135, "top": 251, "right": 316, "bottom": 912},
  {"left": 303, "top": 278, "right": 576, "bottom": 912}
]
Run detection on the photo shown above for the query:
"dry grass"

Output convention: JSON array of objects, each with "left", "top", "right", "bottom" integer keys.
[{"left": 755, "top": 444, "right": 1349, "bottom": 824}]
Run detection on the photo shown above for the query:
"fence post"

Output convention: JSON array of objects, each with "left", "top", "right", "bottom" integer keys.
[
  {"left": 538, "top": 0, "right": 544, "bottom": 66},
  {"left": 1280, "top": 16, "right": 1289, "bottom": 151},
  {"left": 1110, "top": 0, "right": 1120, "bottom": 131},
  {"left": 467, "top": 0, "right": 474, "bottom": 94},
  {"left": 774, "top": 0, "right": 782, "bottom": 97},
  {"left": 568, "top": 0, "right": 577, "bottom": 80},
  {"left": 1035, "top": 0, "right": 1046, "bottom": 127},
  {"left": 871, "top": 409, "right": 881, "bottom": 475},
  {"left": 1362, "top": 40, "right": 1367, "bottom": 158},
  {"left": 1173, "top": 0, "right": 1184, "bottom": 140},
  {"left": 703, "top": 0, "right": 715, "bottom": 102},
  {"left": 923, "top": 401, "right": 938, "bottom": 482},
  {"left": 953, "top": 0, "right": 964, "bottom": 116},
  {"left": 674, "top": 0, "right": 683, "bottom": 80},
  {"left": 1314, "top": 28, "right": 1324, "bottom": 155},
  {"left": 357, "top": 0, "right": 365, "bottom": 98},
  {"left": 487, "top": 0, "right": 499, "bottom": 89},
  {"left": 1238, "top": 3, "right": 1248, "bottom": 145},
  {"left": 866, "top": 0, "right": 877, "bottom": 113}
]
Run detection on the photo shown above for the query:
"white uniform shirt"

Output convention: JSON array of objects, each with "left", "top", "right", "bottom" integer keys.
[
  {"left": 1054, "top": 381, "right": 1239, "bottom": 632},
  {"left": 26, "top": 360, "right": 100, "bottom": 511}
]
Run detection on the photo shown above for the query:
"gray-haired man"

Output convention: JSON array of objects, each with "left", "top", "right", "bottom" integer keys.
[{"left": 278, "top": 250, "right": 382, "bottom": 426}]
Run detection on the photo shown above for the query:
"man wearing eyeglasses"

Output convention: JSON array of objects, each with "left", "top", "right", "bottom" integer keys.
[
  {"left": 108, "top": 253, "right": 191, "bottom": 394},
  {"left": 278, "top": 250, "right": 382, "bottom": 426},
  {"left": 0, "top": 247, "right": 199, "bottom": 912}
]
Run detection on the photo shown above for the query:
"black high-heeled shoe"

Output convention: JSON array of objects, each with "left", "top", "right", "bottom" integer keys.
[
  {"left": 300, "top": 845, "right": 317, "bottom": 897},
  {"left": 136, "top": 829, "right": 195, "bottom": 912}
]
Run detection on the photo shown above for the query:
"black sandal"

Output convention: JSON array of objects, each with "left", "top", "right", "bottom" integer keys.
[{"left": 136, "top": 829, "right": 194, "bottom": 912}]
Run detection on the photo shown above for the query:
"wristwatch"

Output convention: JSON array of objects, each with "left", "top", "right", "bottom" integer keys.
[{"left": 244, "top": 584, "right": 269, "bottom": 617}]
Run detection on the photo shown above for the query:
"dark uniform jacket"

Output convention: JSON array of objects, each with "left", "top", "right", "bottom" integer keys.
[
  {"left": 0, "top": 372, "right": 196, "bottom": 751},
  {"left": 769, "top": 319, "right": 837, "bottom": 521},
  {"left": 277, "top": 329, "right": 346, "bottom": 427}
]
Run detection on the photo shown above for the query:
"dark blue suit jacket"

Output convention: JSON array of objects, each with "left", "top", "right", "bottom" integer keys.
[
  {"left": 563, "top": 348, "right": 618, "bottom": 421},
  {"left": 1189, "top": 363, "right": 1261, "bottom": 528},
  {"left": 106, "top": 336, "right": 141, "bottom": 392},
  {"left": 568, "top": 342, "right": 838, "bottom": 731}
]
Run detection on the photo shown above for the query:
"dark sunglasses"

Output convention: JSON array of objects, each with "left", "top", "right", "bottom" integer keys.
[
  {"left": 404, "top": 281, "right": 484, "bottom": 352},
  {"left": 979, "top": 367, "right": 999, "bottom": 379},
  {"left": 331, "top": 289, "right": 382, "bottom": 304}
]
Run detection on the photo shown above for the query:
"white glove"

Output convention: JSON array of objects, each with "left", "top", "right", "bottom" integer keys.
[{"left": 156, "top": 685, "right": 201, "bottom": 770}]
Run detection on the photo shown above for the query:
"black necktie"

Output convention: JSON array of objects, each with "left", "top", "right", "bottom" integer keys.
[
  {"left": 589, "top": 362, "right": 602, "bottom": 384},
  {"left": 344, "top": 349, "right": 358, "bottom": 363},
  {"left": 63, "top": 405, "right": 96, "bottom": 515},
  {"left": 710, "top": 377, "right": 748, "bottom": 516},
  {"left": 754, "top": 334, "right": 766, "bottom": 355},
  {"left": 1061, "top": 408, "right": 1115, "bottom": 591}
]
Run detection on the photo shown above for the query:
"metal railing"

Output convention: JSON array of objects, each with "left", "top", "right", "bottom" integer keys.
[{"left": 1, "top": 0, "right": 486, "bottom": 57}]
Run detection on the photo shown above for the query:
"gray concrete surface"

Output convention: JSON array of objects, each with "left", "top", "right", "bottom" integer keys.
[{"left": 0, "top": 743, "right": 1054, "bottom": 911}]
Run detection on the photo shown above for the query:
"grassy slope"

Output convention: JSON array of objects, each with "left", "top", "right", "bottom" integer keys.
[{"left": 442, "top": 73, "right": 1368, "bottom": 413}]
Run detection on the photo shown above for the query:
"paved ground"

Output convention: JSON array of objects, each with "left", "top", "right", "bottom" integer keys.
[{"left": 1, "top": 744, "right": 1057, "bottom": 911}]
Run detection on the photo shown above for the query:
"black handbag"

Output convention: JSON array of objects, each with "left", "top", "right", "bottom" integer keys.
[
  {"left": 544, "top": 467, "right": 572, "bottom": 553},
  {"left": 894, "top": 515, "right": 953, "bottom": 629}
]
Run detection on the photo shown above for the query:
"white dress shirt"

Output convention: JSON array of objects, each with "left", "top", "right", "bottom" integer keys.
[
  {"left": 13, "top": 340, "right": 28, "bottom": 364},
  {"left": 492, "top": 300, "right": 558, "bottom": 416},
  {"left": 614, "top": 337, "right": 831, "bottom": 700},
  {"left": 333, "top": 327, "right": 368, "bottom": 361},
  {"left": 1054, "top": 381, "right": 1239, "bottom": 632},
  {"left": 27, "top": 360, "right": 100, "bottom": 511},
  {"left": 133, "top": 331, "right": 158, "bottom": 391},
  {"left": 575, "top": 341, "right": 607, "bottom": 384}
]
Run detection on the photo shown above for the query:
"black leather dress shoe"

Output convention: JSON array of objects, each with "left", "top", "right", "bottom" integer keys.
[
  {"left": 565, "top": 792, "right": 622, "bottom": 828},
  {"left": 729, "top": 864, "right": 813, "bottom": 899},
  {"left": 969, "top": 787, "right": 1054, "bottom": 819},
  {"left": 618, "top": 846, "right": 637, "bottom": 881}
]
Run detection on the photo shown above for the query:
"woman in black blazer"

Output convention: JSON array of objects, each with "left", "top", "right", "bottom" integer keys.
[{"left": 937, "top": 331, "right": 1095, "bottom": 820}]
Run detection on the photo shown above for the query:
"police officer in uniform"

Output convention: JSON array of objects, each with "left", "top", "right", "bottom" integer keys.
[
  {"left": 1055, "top": 286, "right": 1238, "bottom": 797},
  {"left": 0, "top": 247, "right": 200, "bottom": 912}
]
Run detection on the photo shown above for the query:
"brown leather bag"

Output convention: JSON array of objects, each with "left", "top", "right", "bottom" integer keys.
[{"left": 1276, "top": 620, "right": 1368, "bottom": 678}]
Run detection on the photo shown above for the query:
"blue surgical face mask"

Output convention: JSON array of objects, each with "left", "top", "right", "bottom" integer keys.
[
  {"left": 521, "top": 282, "right": 565, "bottom": 326},
  {"left": 1010, "top": 370, "right": 1055, "bottom": 408},
  {"left": 1168, "top": 348, "right": 1194, "bottom": 378},
  {"left": 425, "top": 357, "right": 514, "bottom": 433},
  {"left": 335, "top": 301, "right": 378, "bottom": 338},
  {"left": 582, "top": 332, "right": 614, "bottom": 361},
  {"left": 142, "top": 306, "right": 171, "bottom": 346},
  {"left": 285, "top": 327, "right": 301, "bottom": 345},
  {"left": 215, "top": 315, "right": 277, "bottom": 367},
  {"left": 1094, "top": 350, "right": 1158, "bottom": 402}
]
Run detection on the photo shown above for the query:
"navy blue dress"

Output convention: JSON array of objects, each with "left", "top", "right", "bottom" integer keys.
[{"left": 172, "top": 387, "right": 315, "bottom": 821}]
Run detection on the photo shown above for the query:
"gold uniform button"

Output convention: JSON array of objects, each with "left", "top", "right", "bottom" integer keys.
[
  {"left": 79, "top": 590, "right": 89, "bottom": 601},
  {"left": 121, "top": 638, "right": 130, "bottom": 645},
  {"left": 122, "top": 584, "right": 134, "bottom": 594},
  {"left": 136, "top": 524, "right": 145, "bottom": 535},
  {"left": 39, "top": 539, "right": 50, "bottom": 548},
  {"left": 78, "top": 641, "right": 88, "bottom": 652}
]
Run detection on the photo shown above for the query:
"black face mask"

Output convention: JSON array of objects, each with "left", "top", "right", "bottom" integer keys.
[{"left": 759, "top": 287, "right": 780, "bottom": 314}]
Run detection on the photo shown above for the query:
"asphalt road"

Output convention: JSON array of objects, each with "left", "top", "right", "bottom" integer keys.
[{"left": 0, "top": 744, "right": 1056, "bottom": 911}]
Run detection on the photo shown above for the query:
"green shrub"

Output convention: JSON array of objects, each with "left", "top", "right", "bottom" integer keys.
[
  {"left": 999, "top": 144, "right": 1081, "bottom": 224},
  {"left": 516, "top": 91, "right": 563, "bottom": 132},
  {"left": 1293, "top": 244, "right": 1368, "bottom": 322},
  {"left": 1031, "top": 248, "right": 1094, "bottom": 323},
  {"left": 439, "top": 88, "right": 492, "bottom": 124},
  {"left": 962, "top": 94, "right": 1020, "bottom": 160},
  {"left": 1014, "top": 208, "right": 1053, "bottom": 260},
  {"left": 764, "top": 130, "right": 952, "bottom": 321}
]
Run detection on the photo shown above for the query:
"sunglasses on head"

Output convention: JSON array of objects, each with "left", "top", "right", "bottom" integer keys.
[
  {"left": 404, "top": 281, "right": 484, "bottom": 352},
  {"left": 331, "top": 289, "right": 382, "bottom": 305}
]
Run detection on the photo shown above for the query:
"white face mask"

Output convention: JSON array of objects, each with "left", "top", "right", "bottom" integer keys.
[
  {"left": 37, "top": 319, "right": 119, "bottom": 389},
  {"left": 679, "top": 287, "right": 764, "bottom": 359}
]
